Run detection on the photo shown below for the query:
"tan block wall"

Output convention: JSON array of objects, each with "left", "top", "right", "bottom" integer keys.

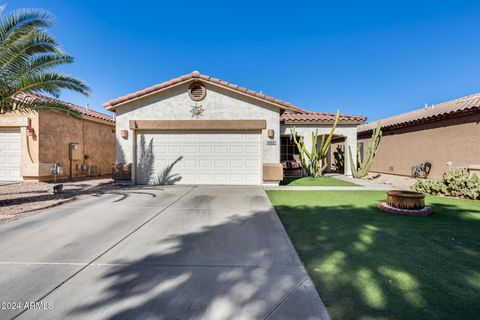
[
  {"left": 358, "top": 113, "right": 480, "bottom": 178},
  {"left": 38, "top": 112, "right": 115, "bottom": 180}
]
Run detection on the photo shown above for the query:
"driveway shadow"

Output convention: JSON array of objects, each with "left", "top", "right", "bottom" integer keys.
[{"left": 65, "top": 210, "right": 324, "bottom": 319}]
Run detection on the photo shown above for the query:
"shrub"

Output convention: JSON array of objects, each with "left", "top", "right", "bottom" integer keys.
[{"left": 412, "top": 168, "right": 480, "bottom": 200}]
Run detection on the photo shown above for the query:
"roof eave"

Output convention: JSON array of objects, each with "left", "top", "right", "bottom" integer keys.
[
  {"left": 358, "top": 108, "right": 480, "bottom": 135},
  {"left": 282, "top": 120, "right": 365, "bottom": 125}
]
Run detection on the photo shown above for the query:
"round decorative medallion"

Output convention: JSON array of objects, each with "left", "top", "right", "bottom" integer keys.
[{"left": 188, "top": 82, "right": 206, "bottom": 101}]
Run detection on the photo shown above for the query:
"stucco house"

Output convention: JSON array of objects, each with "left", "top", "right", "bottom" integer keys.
[
  {"left": 357, "top": 93, "right": 480, "bottom": 178},
  {"left": 104, "top": 71, "right": 365, "bottom": 185},
  {"left": 0, "top": 93, "right": 115, "bottom": 182}
]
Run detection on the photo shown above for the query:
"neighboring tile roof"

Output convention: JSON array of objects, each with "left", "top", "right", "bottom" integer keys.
[
  {"left": 281, "top": 111, "right": 366, "bottom": 124},
  {"left": 16, "top": 92, "right": 115, "bottom": 123},
  {"left": 358, "top": 93, "right": 480, "bottom": 134},
  {"left": 103, "top": 71, "right": 307, "bottom": 112}
]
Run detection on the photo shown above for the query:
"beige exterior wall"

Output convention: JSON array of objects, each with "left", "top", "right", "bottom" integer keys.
[
  {"left": 358, "top": 113, "right": 480, "bottom": 178},
  {"left": 37, "top": 112, "right": 115, "bottom": 180},
  {"left": 1, "top": 110, "right": 115, "bottom": 181}
]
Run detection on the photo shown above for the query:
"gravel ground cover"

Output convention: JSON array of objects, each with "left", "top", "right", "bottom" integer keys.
[
  {"left": 0, "top": 178, "right": 120, "bottom": 224},
  {"left": 364, "top": 173, "right": 416, "bottom": 189}
]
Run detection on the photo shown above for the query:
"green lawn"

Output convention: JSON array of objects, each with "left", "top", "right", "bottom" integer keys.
[
  {"left": 267, "top": 190, "right": 480, "bottom": 320},
  {"left": 280, "top": 176, "right": 359, "bottom": 186}
]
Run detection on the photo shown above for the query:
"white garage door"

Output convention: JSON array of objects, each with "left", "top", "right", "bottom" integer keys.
[
  {"left": 0, "top": 128, "right": 21, "bottom": 181},
  {"left": 136, "top": 131, "right": 261, "bottom": 185}
]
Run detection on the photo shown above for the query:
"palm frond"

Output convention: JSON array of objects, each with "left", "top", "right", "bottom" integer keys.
[
  {"left": 17, "top": 72, "right": 91, "bottom": 97},
  {"left": 3, "top": 93, "right": 81, "bottom": 118},
  {"left": 0, "top": 5, "right": 90, "bottom": 115},
  {"left": 0, "top": 8, "right": 54, "bottom": 43},
  {"left": 19, "top": 54, "right": 74, "bottom": 75},
  {"left": 0, "top": 30, "right": 61, "bottom": 70}
]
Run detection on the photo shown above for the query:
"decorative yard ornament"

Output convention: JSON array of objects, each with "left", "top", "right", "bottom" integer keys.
[{"left": 190, "top": 103, "right": 205, "bottom": 118}]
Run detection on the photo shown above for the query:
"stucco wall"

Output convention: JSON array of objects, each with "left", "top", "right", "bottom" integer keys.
[
  {"left": 38, "top": 112, "right": 115, "bottom": 179},
  {"left": 115, "top": 82, "right": 281, "bottom": 166},
  {"left": 358, "top": 113, "right": 480, "bottom": 178},
  {"left": 280, "top": 124, "right": 358, "bottom": 175}
]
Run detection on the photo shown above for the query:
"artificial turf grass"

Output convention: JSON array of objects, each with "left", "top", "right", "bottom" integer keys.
[
  {"left": 267, "top": 190, "right": 480, "bottom": 320},
  {"left": 280, "top": 176, "right": 359, "bottom": 187}
]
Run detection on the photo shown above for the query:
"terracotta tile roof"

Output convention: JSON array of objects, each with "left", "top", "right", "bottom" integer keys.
[
  {"left": 103, "top": 71, "right": 307, "bottom": 112},
  {"left": 16, "top": 92, "right": 115, "bottom": 123},
  {"left": 358, "top": 93, "right": 480, "bottom": 134},
  {"left": 281, "top": 111, "right": 366, "bottom": 124}
]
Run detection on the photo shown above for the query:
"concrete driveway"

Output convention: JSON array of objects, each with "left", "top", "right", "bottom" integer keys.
[{"left": 0, "top": 185, "right": 329, "bottom": 320}]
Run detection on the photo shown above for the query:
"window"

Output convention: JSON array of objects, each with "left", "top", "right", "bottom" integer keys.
[{"left": 280, "top": 136, "right": 300, "bottom": 161}]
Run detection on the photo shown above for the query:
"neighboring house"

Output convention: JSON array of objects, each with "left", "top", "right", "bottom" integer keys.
[
  {"left": 357, "top": 93, "right": 480, "bottom": 178},
  {"left": 104, "top": 71, "right": 365, "bottom": 185},
  {"left": 0, "top": 93, "right": 115, "bottom": 182}
]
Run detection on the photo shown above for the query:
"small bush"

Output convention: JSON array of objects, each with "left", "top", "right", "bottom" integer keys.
[{"left": 412, "top": 168, "right": 480, "bottom": 200}]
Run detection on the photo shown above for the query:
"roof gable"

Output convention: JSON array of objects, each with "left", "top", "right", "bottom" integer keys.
[{"left": 103, "top": 71, "right": 307, "bottom": 112}]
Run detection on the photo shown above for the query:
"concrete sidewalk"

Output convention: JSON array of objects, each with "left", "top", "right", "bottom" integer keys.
[{"left": 0, "top": 185, "right": 329, "bottom": 320}]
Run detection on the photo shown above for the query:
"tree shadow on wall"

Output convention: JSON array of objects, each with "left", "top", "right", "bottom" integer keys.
[
  {"left": 137, "top": 135, "right": 183, "bottom": 185},
  {"left": 136, "top": 135, "right": 155, "bottom": 184},
  {"left": 152, "top": 156, "right": 183, "bottom": 185},
  {"left": 116, "top": 139, "right": 127, "bottom": 165}
]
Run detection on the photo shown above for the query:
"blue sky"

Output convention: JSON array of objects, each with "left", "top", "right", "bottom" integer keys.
[{"left": 8, "top": 1, "right": 480, "bottom": 121}]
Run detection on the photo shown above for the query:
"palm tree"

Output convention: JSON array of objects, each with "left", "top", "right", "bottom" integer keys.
[{"left": 0, "top": 4, "right": 90, "bottom": 116}]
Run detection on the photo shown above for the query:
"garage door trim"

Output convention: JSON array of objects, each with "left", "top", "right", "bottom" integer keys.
[{"left": 129, "top": 119, "right": 266, "bottom": 131}]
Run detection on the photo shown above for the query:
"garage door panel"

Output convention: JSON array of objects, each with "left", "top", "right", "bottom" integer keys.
[
  {"left": 245, "top": 159, "right": 259, "bottom": 168},
  {"left": 199, "top": 145, "right": 213, "bottom": 154},
  {"left": 8, "top": 156, "right": 21, "bottom": 165},
  {"left": 245, "top": 145, "right": 260, "bottom": 154},
  {"left": 136, "top": 131, "right": 261, "bottom": 185},
  {"left": 214, "top": 159, "right": 228, "bottom": 168},
  {"left": 214, "top": 145, "right": 228, "bottom": 154},
  {"left": 184, "top": 159, "right": 197, "bottom": 168},
  {"left": 0, "top": 129, "right": 21, "bottom": 181},
  {"left": 184, "top": 145, "right": 197, "bottom": 153},
  {"left": 230, "top": 146, "right": 243, "bottom": 154},
  {"left": 8, "top": 141, "right": 20, "bottom": 151}
]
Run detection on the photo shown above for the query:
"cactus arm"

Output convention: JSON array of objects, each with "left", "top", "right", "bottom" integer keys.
[
  {"left": 320, "top": 110, "right": 340, "bottom": 156},
  {"left": 349, "top": 121, "right": 382, "bottom": 178},
  {"left": 291, "top": 127, "right": 311, "bottom": 176},
  {"left": 314, "top": 110, "right": 340, "bottom": 176}
]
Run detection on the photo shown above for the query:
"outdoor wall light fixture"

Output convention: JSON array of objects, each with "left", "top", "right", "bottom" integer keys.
[
  {"left": 267, "top": 129, "right": 274, "bottom": 139},
  {"left": 121, "top": 130, "right": 129, "bottom": 139},
  {"left": 27, "top": 128, "right": 35, "bottom": 136}
]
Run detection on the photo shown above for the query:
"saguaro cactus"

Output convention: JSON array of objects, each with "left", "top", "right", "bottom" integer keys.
[
  {"left": 317, "top": 111, "right": 340, "bottom": 176},
  {"left": 349, "top": 121, "right": 382, "bottom": 178},
  {"left": 291, "top": 110, "right": 340, "bottom": 177},
  {"left": 292, "top": 128, "right": 318, "bottom": 177}
]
